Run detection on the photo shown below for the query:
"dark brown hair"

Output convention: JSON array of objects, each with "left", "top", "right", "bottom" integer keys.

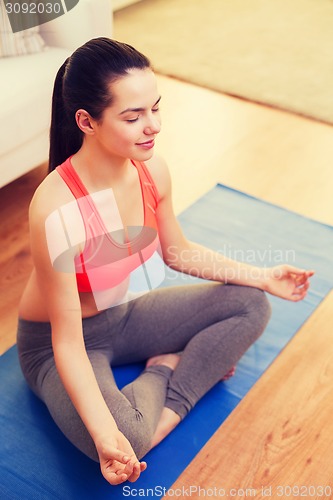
[{"left": 49, "top": 37, "right": 151, "bottom": 171}]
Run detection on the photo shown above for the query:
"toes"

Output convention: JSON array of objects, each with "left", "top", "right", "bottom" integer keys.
[{"left": 221, "top": 365, "right": 236, "bottom": 381}]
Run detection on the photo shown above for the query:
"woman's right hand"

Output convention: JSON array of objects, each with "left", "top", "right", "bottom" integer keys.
[{"left": 96, "top": 430, "right": 147, "bottom": 485}]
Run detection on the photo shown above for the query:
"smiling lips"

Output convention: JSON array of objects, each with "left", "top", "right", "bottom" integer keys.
[{"left": 136, "top": 139, "right": 155, "bottom": 149}]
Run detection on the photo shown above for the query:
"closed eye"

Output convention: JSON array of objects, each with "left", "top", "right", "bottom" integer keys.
[
  {"left": 126, "top": 116, "right": 140, "bottom": 123},
  {"left": 122, "top": 96, "right": 161, "bottom": 122},
  {"left": 126, "top": 108, "right": 159, "bottom": 123}
]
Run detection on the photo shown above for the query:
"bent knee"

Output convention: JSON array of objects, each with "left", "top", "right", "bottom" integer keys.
[
  {"left": 242, "top": 287, "right": 272, "bottom": 334},
  {"left": 246, "top": 287, "right": 271, "bottom": 316}
]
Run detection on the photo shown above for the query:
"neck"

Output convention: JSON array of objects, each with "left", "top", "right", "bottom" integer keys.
[{"left": 71, "top": 142, "right": 131, "bottom": 189}]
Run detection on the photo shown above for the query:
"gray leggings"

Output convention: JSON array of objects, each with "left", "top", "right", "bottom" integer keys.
[{"left": 17, "top": 283, "right": 271, "bottom": 461}]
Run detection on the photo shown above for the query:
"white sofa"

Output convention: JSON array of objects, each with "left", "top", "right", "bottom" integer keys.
[{"left": 0, "top": 0, "right": 112, "bottom": 188}]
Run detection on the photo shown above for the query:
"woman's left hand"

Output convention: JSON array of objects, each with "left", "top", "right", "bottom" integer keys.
[
  {"left": 97, "top": 430, "right": 147, "bottom": 485},
  {"left": 263, "top": 265, "right": 314, "bottom": 301}
]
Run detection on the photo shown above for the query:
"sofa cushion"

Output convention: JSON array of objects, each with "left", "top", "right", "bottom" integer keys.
[
  {"left": 0, "top": 48, "right": 70, "bottom": 157},
  {"left": 0, "top": 2, "right": 45, "bottom": 57}
]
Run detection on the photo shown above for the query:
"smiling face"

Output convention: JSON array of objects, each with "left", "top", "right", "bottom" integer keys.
[{"left": 91, "top": 68, "right": 162, "bottom": 162}]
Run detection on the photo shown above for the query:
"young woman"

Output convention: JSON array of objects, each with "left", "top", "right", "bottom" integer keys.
[{"left": 17, "top": 38, "right": 313, "bottom": 486}]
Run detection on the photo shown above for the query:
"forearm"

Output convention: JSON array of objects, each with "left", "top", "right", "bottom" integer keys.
[
  {"left": 53, "top": 335, "right": 118, "bottom": 447},
  {"left": 166, "top": 240, "right": 267, "bottom": 289}
]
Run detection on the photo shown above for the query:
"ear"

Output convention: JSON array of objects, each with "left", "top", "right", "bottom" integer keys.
[{"left": 75, "top": 109, "right": 96, "bottom": 135}]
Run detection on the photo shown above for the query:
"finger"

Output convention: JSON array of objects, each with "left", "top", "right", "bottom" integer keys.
[
  {"left": 293, "top": 292, "right": 308, "bottom": 302},
  {"left": 292, "top": 284, "right": 307, "bottom": 296},
  {"left": 302, "top": 281, "right": 310, "bottom": 291},
  {"left": 295, "top": 277, "right": 308, "bottom": 289},
  {"left": 296, "top": 280, "right": 310, "bottom": 293},
  {"left": 291, "top": 286, "right": 308, "bottom": 301},
  {"left": 109, "top": 472, "right": 129, "bottom": 485},
  {"left": 292, "top": 267, "right": 315, "bottom": 279},
  {"left": 272, "top": 265, "right": 303, "bottom": 280},
  {"left": 140, "top": 461, "right": 147, "bottom": 472},
  {"left": 106, "top": 449, "right": 131, "bottom": 465},
  {"left": 127, "top": 461, "right": 142, "bottom": 483},
  {"left": 289, "top": 293, "right": 304, "bottom": 302},
  {"left": 282, "top": 265, "right": 313, "bottom": 278},
  {"left": 295, "top": 273, "right": 307, "bottom": 284},
  {"left": 128, "top": 460, "right": 147, "bottom": 482},
  {"left": 297, "top": 271, "right": 314, "bottom": 284},
  {"left": 123, "top": 459, "right": 134, "bottom": 476},
  {"left": 101, "top": 453, "right": 132, "bottom": 485},
  {"left": 282, "top": 265, "right": 305, "bottom": 275},
  {"left": 102, "top": 467, "right": 129, "bottom": 486}
]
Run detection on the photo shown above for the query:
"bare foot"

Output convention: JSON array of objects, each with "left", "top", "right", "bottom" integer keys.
[
  {"left": 151, "top": 407, "right": 181, "bottom": 448},
  {"left": 221, "top": 365, "right": 236, "bottom": 381},
  {"left": 146, "top": 353, "right": 181, "bottom": 371}
]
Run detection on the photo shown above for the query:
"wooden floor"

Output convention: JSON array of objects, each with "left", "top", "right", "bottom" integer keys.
[
  {"left": 165, "top": 291, "right": 333, "bottom": 499},
  {"left": 1, "top": 75, "right": 333, "bottom": 496},
  {"left": 0, "top": 162, "right": 47, "bottom": 354}
]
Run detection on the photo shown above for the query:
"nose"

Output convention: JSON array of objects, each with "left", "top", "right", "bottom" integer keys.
[{"left": 144, "top": 113, "right": 161, "bottom": 135}]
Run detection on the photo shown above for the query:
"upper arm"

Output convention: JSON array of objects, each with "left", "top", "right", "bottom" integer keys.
[
  {"left": 29, "top": 183, "right": 83, "bottom": 336},
  {"left": 145, "top": 155, "right": 190, "bottom": 265}
]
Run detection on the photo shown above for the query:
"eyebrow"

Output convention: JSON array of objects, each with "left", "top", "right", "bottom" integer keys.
[{"left": 119, "top": 96, "right": 162, "bottom": 116}]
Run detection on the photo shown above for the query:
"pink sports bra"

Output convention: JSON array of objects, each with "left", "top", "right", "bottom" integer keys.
[{"left": 56, "top": 157, "right": 161, "bottom": 293}]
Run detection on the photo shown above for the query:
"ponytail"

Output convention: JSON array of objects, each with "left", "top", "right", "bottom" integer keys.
[
  {"left": 48, "top": 38, "right": 151, "bottom": 173},
  {"left": 49, "top": 58, "right": 83, "bottom": 172}
]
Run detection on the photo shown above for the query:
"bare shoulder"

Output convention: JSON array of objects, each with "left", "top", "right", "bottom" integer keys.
[
  {"left": 145, "top": 154, "right": 172, "bottom": 201},
  {"left": 29, "top": 170, "right": 83, "bottom": 264},
  {"left": 30, "top": 170, "right": 73, "bottom": 223}
]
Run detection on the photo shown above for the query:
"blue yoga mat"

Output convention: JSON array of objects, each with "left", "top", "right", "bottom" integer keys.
[{"left": 1, "top": 184, "right": 333, "bottom": 499}]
